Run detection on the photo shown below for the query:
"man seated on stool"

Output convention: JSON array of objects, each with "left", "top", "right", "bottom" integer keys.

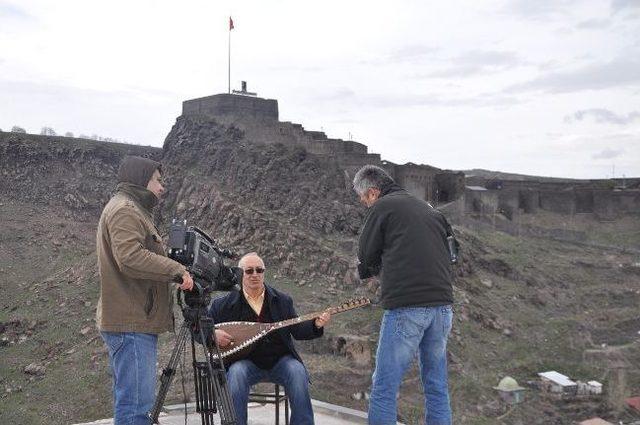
[{"left": 208, "top": 252, "right": 331, "bottom": 425}]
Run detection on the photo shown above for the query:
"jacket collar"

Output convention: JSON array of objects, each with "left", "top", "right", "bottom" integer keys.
[
  {"left": 380, "top": 182, "right": 403, "bottom": 198},
  {"left": 264, "top": 284, "right": 279, "bottom": 300},
  {"left": 116, "top": 182, "right": 158, "bottom": 215},
  {"left": 229, "top": 283, "right": 279, "bottom": 304}
]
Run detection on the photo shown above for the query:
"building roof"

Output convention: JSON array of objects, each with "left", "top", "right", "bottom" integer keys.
[
  {"left": 493, "top": 376, "right": 525, "bottom": 392},
  {"left": 626, "top": 396, "right": 640, "bottom": 412},
  {"left": 587, "top": 381, "right": 602, "bottom": 387},
  {"left": 538, "top": 371, "right": 577, "bottom": 386},
  {"left": 466, "top": 186, "right": 487, "bottom": 191}
]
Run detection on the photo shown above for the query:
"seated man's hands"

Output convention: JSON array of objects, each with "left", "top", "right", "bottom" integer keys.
[
  {"left": 179, "top": 271, "right": 194, "bottom": 291},
  {"left": 215, "top": 329, "right": 234, "bottom": 348},
  {"left": 314, "top": 312, "right": 331, "bottom": 328}
]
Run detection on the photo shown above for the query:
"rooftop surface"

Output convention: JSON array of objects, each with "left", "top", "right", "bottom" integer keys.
[
  {"left": 75, "top": 399, "right": 370, "bottom": 425},
  {"left": 538, "top": 371, "right": 577, "bottom": 386}
]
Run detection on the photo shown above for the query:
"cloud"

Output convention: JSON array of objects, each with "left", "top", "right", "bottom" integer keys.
[
  {"left": 505, "top": 0, "right": 576, "bottom": 20},
  {"left": 364, "top": 92, "right": 521, "bottom": 109},
  {"left": 265, "top": 64, "right": 325, "bottom": 73},
  {"left": 592, "top": 147, "right": 625, "bottom": 159},
  {"left": 506, "top": 57, "right": 640, "bottom": 93},
  {"left": 611, "top": 0, "right": 640, "bottom": 13},
  {"left": 361, "top": 45, "right": 438, "bottom": 66},
  {"left": 0, "top": 2, "right": 33, "bottom": 20},
  {"left": 0, "top": 79, "right": 181, "bottom": 145},
  {"left": 388, "top": 45, "right": 439, "bottom": 63},
  {"left": 576, "top": 18, "right": 611, "bottom": 29},
  {"left": 310, "top": 87, "right": 356, "bottom": 103},
  {"left": 424, "top": 50, "right": 522, "bottom": 78},
  {"left": 565, "top": 108, "right": 640, "bottom": 125}
]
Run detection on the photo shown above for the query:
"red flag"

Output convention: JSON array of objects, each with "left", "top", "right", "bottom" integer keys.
[{"left": 229, "top": 17, "right": 234, "bottom": 30}]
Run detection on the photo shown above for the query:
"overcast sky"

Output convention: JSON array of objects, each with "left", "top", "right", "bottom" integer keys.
[{"left": 1, "top": 0, "right": 639, "bottom": 179}]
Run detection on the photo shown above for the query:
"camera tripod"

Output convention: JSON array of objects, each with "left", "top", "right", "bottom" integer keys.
[{"left": 148, "top": 292, "right": 237, "bottom": 425}]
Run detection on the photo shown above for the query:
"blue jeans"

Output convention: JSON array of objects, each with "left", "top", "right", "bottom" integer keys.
[
  {"left": 368, "top": 305, "right": 453, "bottom": 425},
  {"left": 101, "top": 332, "right": 158, "bottom": 425},
  {"left": 226, "top": 355, "right": 314, "bottom": 425}
]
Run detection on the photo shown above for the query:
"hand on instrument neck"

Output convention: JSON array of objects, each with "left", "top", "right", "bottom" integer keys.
[{"left": 314, "top": 311, "right": 331, "bottom": 328}]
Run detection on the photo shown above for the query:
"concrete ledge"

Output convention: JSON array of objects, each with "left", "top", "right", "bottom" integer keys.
[
  {"left": 310, "top": 399, "right": 368, "bottom": 423},
  {"left": 163, "top": 398, "right": 370, "bottom": 423},
  {"left": 75, "top": 398, "right": 380, "bottom": 425}
]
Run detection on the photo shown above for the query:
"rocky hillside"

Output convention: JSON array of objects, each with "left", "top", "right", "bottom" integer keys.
[
  {"left": 158, "top": 115, "right": 364, "bottom": 286},
  {"left": 1, "top": 126, "right": 639, "bottom": 425},
  {"left": 0, "top": 132, "right": 161, "bottom": 216}
]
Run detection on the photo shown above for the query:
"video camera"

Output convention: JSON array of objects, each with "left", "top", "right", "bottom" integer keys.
[{"left": 168, "top": 219, "right": 242, "bottom": 307}]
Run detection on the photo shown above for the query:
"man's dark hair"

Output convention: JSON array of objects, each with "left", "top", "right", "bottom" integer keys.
[{"left": 352, "top": 165, "right": 395, "bottom": 195}]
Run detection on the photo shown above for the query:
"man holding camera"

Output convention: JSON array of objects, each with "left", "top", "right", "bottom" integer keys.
[
  {"left": 209, "top": 252, "right": 330, "bottom": 425},
  {"left": 96, "top": 155, "right": 194, "bottom": 425},
  {"left": 353, "top": 165, "right": 454, "bottom": 425}
]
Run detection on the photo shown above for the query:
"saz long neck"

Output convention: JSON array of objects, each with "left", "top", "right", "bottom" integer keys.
[{"left": 270, "top": 298, "right": 370, "bottom": 331}]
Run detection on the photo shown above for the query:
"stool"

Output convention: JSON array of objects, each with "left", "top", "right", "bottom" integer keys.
[{"left": 249, "top": 383, "right": 289, "bottom": 425}]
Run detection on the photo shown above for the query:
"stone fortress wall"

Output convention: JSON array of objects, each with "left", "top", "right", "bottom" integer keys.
[
  {"left": 182, "top": 92, "right": 464, "bottom": 204},
  {"left": 181, "top": 90, "right": 637, "bottom": 219},
  {"left": 464, "top": 175, "right": 640, "bottom": 221}
]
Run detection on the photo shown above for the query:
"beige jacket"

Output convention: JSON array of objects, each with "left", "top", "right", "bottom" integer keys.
[{"left": 96, "top": 189, "right": 185, "bottom": 333}]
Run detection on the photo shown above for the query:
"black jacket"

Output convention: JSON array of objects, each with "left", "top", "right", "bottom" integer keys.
[
  {"left": 357, "top": 184, "right": 453, "bottom": 309},
  {"left": 206, "top": 285, "right": 323, "bottom": 367}
]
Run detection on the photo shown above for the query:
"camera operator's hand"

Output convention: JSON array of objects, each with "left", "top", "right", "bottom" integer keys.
[
  {"left": 179, "top": 271, "right": 194, "bottom": 291},
  {"left": 214, "top": 329, "right": 234, "bottom": 348}
]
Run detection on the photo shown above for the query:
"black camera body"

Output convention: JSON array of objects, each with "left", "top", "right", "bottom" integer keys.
[{"left": 168, "top": 219, "right": 241, "bottom": 306}]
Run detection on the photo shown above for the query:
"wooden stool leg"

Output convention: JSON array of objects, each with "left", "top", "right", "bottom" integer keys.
[
  {"left": 275, "top": 384, "right": 280, "bottom": 425},
  {"left": 285, "top": 389, "right": 289, "bottom": 425}
]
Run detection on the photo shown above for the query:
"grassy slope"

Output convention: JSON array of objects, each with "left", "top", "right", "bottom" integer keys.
[
  {"left": 1, "top": 132, "right": 639, "bottom": 424},
  {"left": 2, "top": 200, "right": 639, "bottom": 425}
]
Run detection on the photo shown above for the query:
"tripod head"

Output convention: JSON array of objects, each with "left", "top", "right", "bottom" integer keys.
[{"left": 176, "top": 288, "right": 216, "bottom": 344}]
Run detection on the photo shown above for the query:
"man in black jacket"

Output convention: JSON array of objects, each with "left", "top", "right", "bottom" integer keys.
[
  {"left": 353, "top": 165, "right": 453, "bottom": 425},
  {"left": 208, "top": 252, "right": 330, "bottom": 425}
]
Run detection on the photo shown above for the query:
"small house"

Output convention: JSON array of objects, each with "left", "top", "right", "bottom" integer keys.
[
  {"left": 538, "top": 371, "right": 577, "bottom": 395},
  {"left": 493, "top": 376, "right": 525, "bottom": 404},
  {"left": 587, "top": 381, "right": 603, "bottom": 395}
]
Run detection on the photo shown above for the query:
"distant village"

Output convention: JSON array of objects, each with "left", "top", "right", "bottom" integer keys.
[{"left": 493, "top": 369, "right": 640, "bottom": 424}]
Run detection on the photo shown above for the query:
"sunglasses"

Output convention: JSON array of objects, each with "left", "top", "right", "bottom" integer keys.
[{"left": 244, "top": 267, "right": 265, "bottom": 275}]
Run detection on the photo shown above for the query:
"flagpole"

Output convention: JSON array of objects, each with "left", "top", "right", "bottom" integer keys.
[{"left": 228, "top": 20, "right": 231, "bottom": 94}]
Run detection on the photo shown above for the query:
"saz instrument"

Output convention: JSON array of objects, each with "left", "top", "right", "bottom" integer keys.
[{"left": 213, "top": 297, "right": 370, "bottom": 362}]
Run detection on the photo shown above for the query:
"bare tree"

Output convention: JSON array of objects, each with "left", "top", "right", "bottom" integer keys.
[
  {"left": 11, "top": 126, "right": 26, "bottom": 133},
  {"left": 40, "top": 126, "right": 57, "bottom": 136},
  {"left": 64, "top": 131, "right": 74, "bottom": 137}
]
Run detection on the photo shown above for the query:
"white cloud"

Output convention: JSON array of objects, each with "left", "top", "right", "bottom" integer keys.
[
  {"left": 1, "top": 0, "right": 639, "bottom": 179},
  {"left": 565, "top": 108, "right": 640, "bottom": 125},
  {"left": 592, "top": 147, "right": 624, "bottom": 159},
  {"left": 506, "top": 57, "right": 640, "bottom": 93}
]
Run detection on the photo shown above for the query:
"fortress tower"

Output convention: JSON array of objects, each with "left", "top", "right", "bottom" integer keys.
[{"left": 181, "top": 85, "right": 464, "bottom": 204}]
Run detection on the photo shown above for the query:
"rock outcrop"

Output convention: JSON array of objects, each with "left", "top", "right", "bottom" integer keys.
[{"left": 159, "top": 115, "right": 365, "bottom": 284}]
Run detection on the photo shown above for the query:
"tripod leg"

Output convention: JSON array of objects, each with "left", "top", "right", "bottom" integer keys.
[
  {"left": 197, "top": 316, "right": 238, "bottom": 425},
  {"left": 148, "top": 323, "right": 191, "bottom": 424},
  {"left": 192, "top": 351, "right": 216, "bottom": 424}
]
